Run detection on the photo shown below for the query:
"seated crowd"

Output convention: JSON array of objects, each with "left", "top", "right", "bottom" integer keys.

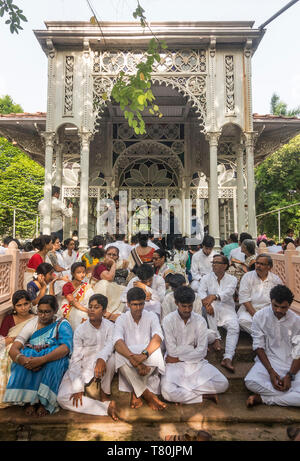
[{"left": 0, "top": 230, "right": 299, "bottom": 420}]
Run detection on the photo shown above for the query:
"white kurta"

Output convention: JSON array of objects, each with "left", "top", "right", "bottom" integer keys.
[
  {"left": 57, "top": 319, "right": 115, "bottom": 415},
  {"left": 229, "top": 246, "right": 245, "bottom": 262},
  {"left": 198, "top": 272, "right": 239, "bottom": 359},
  {"left": 161, "top": 311, "right": 228, "bottom": 404},
  {"left": 113, "top": 310, "right": 165, "bottom": 395},
  {"left": 190, "top": 249, "right": 216, "bottom": 292},
  {"left": 245, "top": 306, "right": 300, "bottom": 406},
  {"left": 238, "top": 270, "right": 283, "bottom": 334},
  {"left": 121, "top": 275, "right": 165, "bottom": 316},
  {"left": 62, "top": 249, "right": 78, "bottom": 271}
]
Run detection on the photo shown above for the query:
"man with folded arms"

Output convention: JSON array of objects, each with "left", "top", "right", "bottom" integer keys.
[
  {"left": 114, "top": 287, "right": 166, "bottom": 411},
  {"left": 238, "top": 254, "right": 282, "bottom": 334},
  {"left": 161, "top": 286, "right": 228, "bottom": 405},
  {"left": 245, "top": 285, "right": 300, "bottom": 408}
]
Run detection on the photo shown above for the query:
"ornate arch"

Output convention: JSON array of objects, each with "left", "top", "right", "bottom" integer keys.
[
  {"left": 92, "top": 48, "right": 208, "bottom": 133},
  {"left": 113, "top": 140, "right": 184, "bottom": 188}
]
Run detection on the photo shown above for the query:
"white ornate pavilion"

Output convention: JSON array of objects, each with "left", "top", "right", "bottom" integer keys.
[{"left": 1, "top": 21, "right": 300, "bottom": 249}]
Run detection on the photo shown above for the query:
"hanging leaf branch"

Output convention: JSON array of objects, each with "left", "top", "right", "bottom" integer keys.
[
  {"left": 110, "top": 2, "right": 167, "bottom": 135},
  {"left": 0, "top": 0, "right": 27, "bottom": 34}
]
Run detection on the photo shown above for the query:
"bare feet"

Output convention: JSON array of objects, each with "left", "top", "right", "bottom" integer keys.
[
  {"left": 142, "top": 389, "right": 167, "bottom": 411},
  {"left": 203, "top": 394, "right": 219, "bottom": 404},
  {"left": 24, "top": 404, "right": 36, "bottom": 416},
  {"left": 212, "top": 339, "right": 222, "bottom": 352},
  {"left": 130, "top": 392, "right": 143, "bottom": 409},
  {"left": 221, "top": 358, "right": 235, "bottom": 373},
  {"left": 100, "top": 389, "right": 110, "bottom": 402},
  {"left": 246, "top": 394, "right": 262, "bottom": 408},
  {"left": 165, "top": 430, "right": 212, "bottom": 442},
  {"left": 36, "top": 405, "right": 49, "bottom": 417},
  {"left": 108, "top": 400, "right": 119, "bottom": 421}
]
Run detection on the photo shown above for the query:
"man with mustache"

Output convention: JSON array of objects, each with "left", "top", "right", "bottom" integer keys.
[
  {"left": 237, "top": 253, "right": 282, "bottom": 334},
  {"left": 245, "top": 285, "right": 300, "bottom": 408}
]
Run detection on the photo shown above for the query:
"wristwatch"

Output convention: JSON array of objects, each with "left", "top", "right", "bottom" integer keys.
[
  {"left": 215, "top": 294, "right": 221, "bottom": 301},
  {"left": 142, "top": 349, "right": 149, "bottom": 359},
  {"left": 287, "top": 371, "right": 295, "bottom": 381}
]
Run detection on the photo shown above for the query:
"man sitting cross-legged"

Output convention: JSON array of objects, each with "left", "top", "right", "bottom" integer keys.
[
  {"left": 245, "top": 284, "right": 300, "bottom": 408},
  {"left": 114, "top": 287, "right": 166, "bottom": 411},
  {"left": 161, "top": 286, "right": 229, "bottom": 405},
  {"left": 57, "top": 294, "right": 118, "bottom": 420},
  {"left": 198, "top": 254, "right": 239, "bottom": 372}
]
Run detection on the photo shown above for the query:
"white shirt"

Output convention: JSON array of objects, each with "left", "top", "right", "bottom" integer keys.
[
  {"left": 67, "top": 319, "right": 114, "bottom": 393},
  {"left": 38, "top": 197, "right": 73, "bottom": 232},
  {"left": 239, "top": 270, "right": 283, "bottom": 311},
  {"left": 191, "top": 249, "right": 216, "bottom": 282},
  {"left": 161, "top": 292, "right": 203, "bottom": 321},
  {"left": 122, "top": 274, "right": 165, "bottom": 304},
  {"left": 162, "top": 310, "right": 208, "bottom": 363},
  {"left": 198, "top": 271, "right": 237, "bottom": 322},
  {"left": 105, "top": 240, "right": 133, "bottom": 260},
  {"left": 62, "top": 249, "right": 78, "bottom": 270},
  {"left": 251, "top": 305, "right": 300, "bottom": 368},
  {"left": 229, "top": 246, "right": 245, "bottom": 262},
  {"left": 0, "top": 246, "right": 6, "bottom": 255},
  {"left": 113, "top": 310, "right": 165, "bottom": 375}
]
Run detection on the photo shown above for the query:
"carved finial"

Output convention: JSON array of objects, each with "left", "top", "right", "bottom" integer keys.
[
  {"left": 244, "top": 39, "right": 253, "bottom": 58},
  {"left": 209, "top": 36, "right": 216, "bottom": 57}
]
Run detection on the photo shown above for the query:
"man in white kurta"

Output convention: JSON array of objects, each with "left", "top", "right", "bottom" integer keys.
[
  {"left": 198, "top": 254, "right": 239, "bottom": 372},
  {"left": 114, "top": 287, "right": 166, "bottom": 411},
  {"left": 57, "top": 294, "right": 116, "bottom": 417},
  {"left": 121, "top": 264, "right": 165, "bottom": 318},
  {"left": 245, "top": 284, "right": 300, "bottom": 407},
  {"left": 161, "top": 304, "right": 229, "bottom": 405},
  {"left": 238, "top": 254, "right": 282, "bottom": 334},
  {"left": 190, "top": 235, "right": 216, "bottom": 292}
]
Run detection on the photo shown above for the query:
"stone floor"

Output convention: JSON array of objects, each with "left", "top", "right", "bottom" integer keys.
[{"left": 0, "top": 332, "right": 299, "bottom": 441}]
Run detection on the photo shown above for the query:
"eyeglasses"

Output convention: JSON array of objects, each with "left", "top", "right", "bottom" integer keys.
[{"left": 37, "top": 309, "right": 53, "bottom": 315}]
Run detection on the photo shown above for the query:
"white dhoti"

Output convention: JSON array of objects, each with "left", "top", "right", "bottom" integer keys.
[
  {"left": 161, "top": 361, "right": 229, "bottom": 404},
  {"left": 93, "top": 280, "right": 126, "bottom": 315},
  {"left": 245, "top": 360, "right": 300, "bottom": 407},
  {"left": 57, "top": 355, "right": 115, "bottom": 415},
  {"left": 237, "top": 305, "right": 255, "bottom": 334},
  {"left": 207, "top": 309, "right": 240, "bottom": 360},
  {"left": 115, "top": 348, "right": 164, "bottom": 397}
]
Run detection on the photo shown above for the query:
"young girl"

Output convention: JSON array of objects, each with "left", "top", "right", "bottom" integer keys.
[
  {"left": 59, "top": 262, "right": 94, "bottom": 330},
  {"left": 62, "top": 238, "right": 78, "bottom": 272},
  {"left": 24, "top": 235, "right": 53, "bottom": 289}
]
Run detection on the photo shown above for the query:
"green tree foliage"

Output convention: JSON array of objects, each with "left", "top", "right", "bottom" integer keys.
[
  {"left": 0, "top": 94, "right": 23, "bottom": 114},
  {"left": 270, "top": 93, "right": 300, "bottom": 117},
  {"left": 0, "top": 137, "right": 44, "bottom": 238},
  {"left": 0, "top": 0, "right": 27, "bottom": 34},
  {"left": 255, "top": 134, "right": 300, "bottom": 239}
]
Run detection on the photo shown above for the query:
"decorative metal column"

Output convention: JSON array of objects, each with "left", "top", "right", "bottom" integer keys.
[
  {"left": 41, "top": 132, "right": 56, "bottom": 235},
  {"left": 79, "top": 132, "right": 93, "bottom": 250},
  {"left": 235, "top": 144, "right": 246, "bottom": 233},
  {"left": 244, "top": 132, "right": 257, "bottom": 238},
  {"left": 206, "top": 132, "right": 221, "bottom": 247}
]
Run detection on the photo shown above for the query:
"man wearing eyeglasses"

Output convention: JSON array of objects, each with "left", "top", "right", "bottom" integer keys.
[
  {"left": 238, "top": 253, "right": 282, "bottom": 335},
  {"left": 198, "top": 254, "right": 239, "bottom": 373}
]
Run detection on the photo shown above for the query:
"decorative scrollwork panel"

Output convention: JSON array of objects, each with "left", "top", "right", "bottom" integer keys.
[{"left": 64, "top": 56, "right": 74, "bottom": 116}]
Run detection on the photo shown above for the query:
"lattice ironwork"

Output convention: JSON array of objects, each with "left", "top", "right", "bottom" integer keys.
[{"left": 64, "top": 56, "right": 74, "bottom": 116}]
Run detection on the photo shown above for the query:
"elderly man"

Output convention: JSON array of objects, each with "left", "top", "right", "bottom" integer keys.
[
  {"left": 245, "top": 285, "right": 300, "bottom": 408},
  {"left": 198, "top": 254, "right": 239, "bottom": 372},
  {"left": 238, "top": 254, "right": 282, "bottom": 334},
  {"left": 38, "top": 186, "right": 72, "bottom": 242},
  {"left": 161, "top": 286, "right": 228, "bottom": 405},
  {"left": 228, "top": 232, "right": 252, "bottom": 263},
  {"left": 114, "top": 287, "right": 166, "bottom": 411},
  {"left": 190, "top": 235, "right": 216, "bottom": 292}
]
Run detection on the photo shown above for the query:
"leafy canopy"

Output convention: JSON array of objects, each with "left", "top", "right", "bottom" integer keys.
[
  {"left": 0, "top": 137, "right": 44, "bottom": 238},
  {"left": 0, "top": 94, "right": 23, "bottom": 114},
  {"left": 255, "top": 134, "right": 300, "bottom": 238}
]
